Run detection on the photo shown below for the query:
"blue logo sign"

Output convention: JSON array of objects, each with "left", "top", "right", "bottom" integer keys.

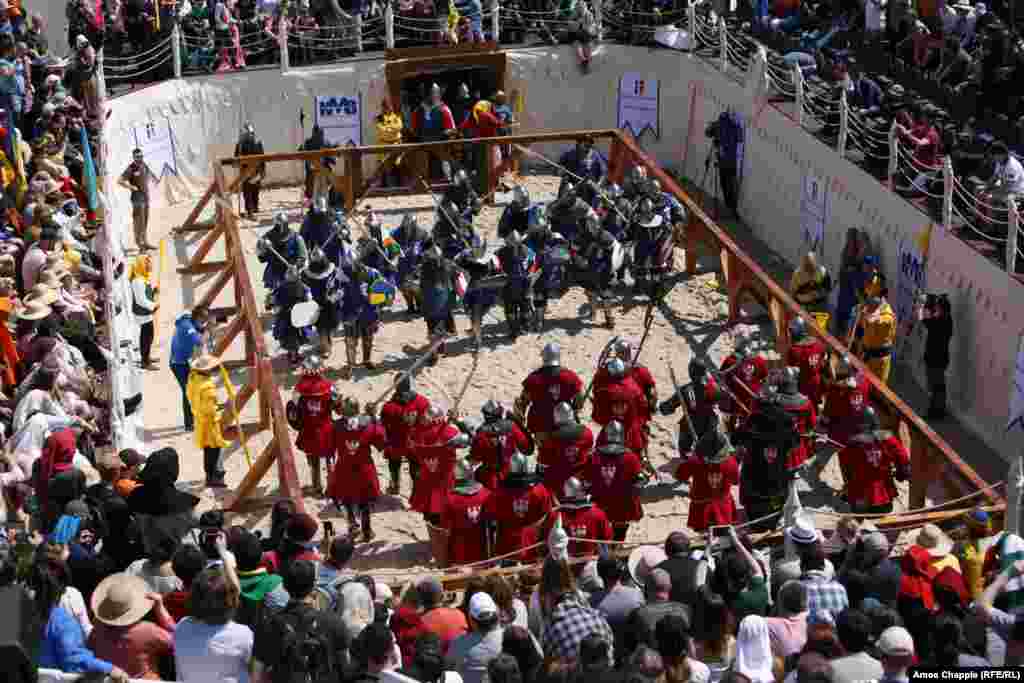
[{"left": 318, "top": 96, "right": 358, "bottom": 118}]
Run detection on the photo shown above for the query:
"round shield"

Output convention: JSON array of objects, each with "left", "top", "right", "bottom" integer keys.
[
  {"left": 286, "top": 398, "right": 301, "bottom": 430},
  {"left": 610, "top": 240, "right": 625, "bottom": 273},
  {"left": 291, "top": 300, "right": 320, "bottom": 328},
  {"left": 368, "top": 278, "right": 396, "bottom": 307},
  {"left": 455, "top": 271, "right": 469, "bottom": 299}
]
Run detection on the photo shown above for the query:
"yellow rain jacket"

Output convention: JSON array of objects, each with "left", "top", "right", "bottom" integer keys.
[{"left": 186, "top": 371, "right": 229, "bottom": 449}]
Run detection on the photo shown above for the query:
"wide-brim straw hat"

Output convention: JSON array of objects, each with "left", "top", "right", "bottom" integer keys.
[
  {"left": 913, "top": 523, "right": 954, "bottom": 557},
  {"left": 190, "top": 354, "right": 222, "bottom": 373},
  {"left": 39, "top": 269, "right": 67, "bottom": 289},
  {"left": 17, "top": 299, "right": 53, "bottom": 321},
  {"left": 25, "top": 284, "right": 59, "bottom": 306},
  {"left": 628, "top": 545, "right": 668, "bottom": 587},
  {"left": 91, "top": 574, "right": 154, "bottom": 627}
]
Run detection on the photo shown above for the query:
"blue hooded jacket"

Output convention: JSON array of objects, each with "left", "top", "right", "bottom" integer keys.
[{"left": 170, "top": 313, "right": 204, "bottom": 366}]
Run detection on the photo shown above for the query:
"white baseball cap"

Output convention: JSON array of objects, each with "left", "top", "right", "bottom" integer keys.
[
  {"left": 877, "top": 626, "right": 915, "bottom": 657},
  {"left": 468, "top": 592, "right": 498, "bottom": 622}
]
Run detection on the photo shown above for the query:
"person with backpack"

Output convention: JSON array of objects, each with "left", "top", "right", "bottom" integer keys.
[{"left": 250, "top": 559, "right": 352, "bottom": 683}]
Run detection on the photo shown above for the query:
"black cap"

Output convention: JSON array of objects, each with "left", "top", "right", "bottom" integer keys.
[{"left": 283, "top": 559, "right": 317, "bottom": 599}]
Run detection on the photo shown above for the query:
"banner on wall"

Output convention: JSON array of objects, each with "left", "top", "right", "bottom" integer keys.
[
  {"left": 315, "top": 94, "right": 363, "bottom": 147},
  {"left": 894, "top": 225, "right": 932, "bottom": 333},
  {"left": 617, "top": 74, "right": 660, "bottom": 139},
  {"left": 131, "top": 120, "right": 178, "bottom": 179},
  {"left": 1008, "top": 332, "right": 1024, "bottom": 432},
  {"left": 800, "top": 172, "right": 828, "bottom": 255}
]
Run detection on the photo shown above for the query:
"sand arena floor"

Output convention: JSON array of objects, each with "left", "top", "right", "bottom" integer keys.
[{"left": 141, "top": 174, "right": 908, "bottom": 576}]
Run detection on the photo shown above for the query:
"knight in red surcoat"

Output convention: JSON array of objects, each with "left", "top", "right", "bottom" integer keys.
[
  {"left": 515, "top": 342, "right": 583, "bottom": 447},
  {"left": 440, "top": 457, "right": 493, "bottom": 566},
  {"left": 469, "top": 399, "right": 534, "bottom": 490},
  {"left": 538, "top": 402, "right": 594, "bottom": 497},
  {"left": 327, "top": 398, "right": 387, "bottom": 542},
  {"left": 380, "top": 376, "right": 431, "bottom": 496},
  {"left": 786, "top": 316, "right": 830, "bottom": 407},
  {"left": 409, "top": 404, "right": 471, "bottom": 525},
  {"left": 484, "top": 451, "right": 556, "bottom": 564},
  {"left": 557, "top": 476, "right": 613, "bottom": 558},
  {"left": 587, "top": 420, "right": 646, "bottom": 542},
  {"left": 289, "top": 358, "right": 338, "bottom": 494}
]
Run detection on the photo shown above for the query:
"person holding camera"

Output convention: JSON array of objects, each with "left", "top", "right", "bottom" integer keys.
[
  {"left": 916, "top": 293, "right": 953, "bottom": 419},
  {"left": 705, "top": 110, "right": 744, "bottom": 216}
]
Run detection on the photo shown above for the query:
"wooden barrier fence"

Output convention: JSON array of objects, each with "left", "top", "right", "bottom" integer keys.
[
  {"left": 178, "top": 163, "right": 304, "bottom": 512},
  {"left": 180, "top": 127, "right": 999, "bottom": 517}
]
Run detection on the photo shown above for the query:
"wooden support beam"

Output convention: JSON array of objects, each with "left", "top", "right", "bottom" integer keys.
[
  {"left": 226, "top": 163, "right": 259, "bottom": 194},
  {"left": 195, "top": 262, "right": 236, "bottom": 313},
  {"left": 180, "top": 222, "right": 226, "bottom": 274},
  {"left": 212, "top": 313, "right": 246, "bottom": 357},
  {"left": 180, "top": 181, "right": 217, "bottom": 229},
  {"left": 222, "top": 359, "right": 252, "bottom": 371},
  {"left": 263, "top": 358, "right": 305, "bottom": 512},
  {"left": 234, "top": 380, "right": 258, "bottom": 416},
  {"left": 224, "top": 441, "right": 279, "bottom": 511},
  {"left": 218, "top": 130, "right": 622, "bottom": 166}
]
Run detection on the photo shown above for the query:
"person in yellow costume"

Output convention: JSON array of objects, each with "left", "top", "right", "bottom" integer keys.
[
  {"left": 790, "top": 251, "right": 833, "bottom": 321},
  {"left": 186, "top": 354, "right": 229, "bottom": 488},
  {"left": 854, "top": 293, "right": 897, "bottom": 384},
  {"left": 375, "top": 97, "right": 403, "bottom": 188},
  {"left": 954, "top": 507, "right": 998, "bottom": 601},
  {"left": 856, "top": 255, "right": 887, "bottom": 304}
]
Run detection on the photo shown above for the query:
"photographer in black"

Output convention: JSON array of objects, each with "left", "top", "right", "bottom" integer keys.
[
  {"left": 704, "top": 109, "right": 744, "bottom": 217},
  {"left": 916, "top": 293, "right": 953, "bottom": 420}
]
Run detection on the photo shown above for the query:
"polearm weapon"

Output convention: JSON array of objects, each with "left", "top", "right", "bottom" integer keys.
[
  {"left": 369, "top": 335, "right": 451, "bottom": 406},
  {"left": 511, "top": 143, "right": 631, "bottom": 223},
  {"left": 415, "top": 173, "right": 473, "bottom": 254},
  {"left": 258, "top": 238, "right": 296, "bottom": 270},
  {"left": 632, "top": 299, "right": 658, "bottom": 363},
  {"left": 668, "top": 363, "right": 699, "bottom": 447},
  {"left": 577, "top": 334, "right": 620, "bottom": 411}
]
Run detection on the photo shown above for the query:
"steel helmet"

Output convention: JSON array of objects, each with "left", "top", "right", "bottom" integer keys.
[
  {"left": 430, "top": 82, "right": 442, "bottom": 96},
  {"left": 512, "top": 185, "right": 530, "bottom": 209},
  {"left": 508, "top": 450, "right": 535, "bottom": 476},
  {"left": 273, "top": 212, "right": 289, "bottom": 229},
  {"left": 242, "top": 121, "right": 255, "bottom": 136},
  {"left": 302, "top": 355, "right": 324, "bottom": 374},
  {"left": 780, "top": 366, "right": 801, "bottom": 395},
  {"left": 313, "top": 196, "right": 328, "bottom": 214},
  {"left": 629, "top": 166, "right": 648, "bottom": 188},
  {"left": 285, "top": 265, "right": 300, "bottom": 282},
  {"left": 453, "top": 168, "right": 470, "bottom": 186},
  {"left": 506, "top": 230, "right": 523, "bottom": 246},
  {"left": 605, "top": 183, "right": 623, "bottom": 202},
  {"left": 562, "top": 477, "right": 587, "bottom": 502},
  {"left": 482, "top": 399, "right": 504, "bottom": 420},
  {"left": 457, "top": 82, "right": 470, "bottom": 99},
  {"left": 637, "top": 197, "right": 655, "bottom": 218},
  {"left": 606, "top": 357, "right": 627, "bottom": 378},
  {"left": 454, "top": 457, "right": 476, "bottom": 483},
  {"left": 400, "top": 213, "right": 418, "bottom": 233},
  {"left": 647, "top": 178, "right": 662, "bottom": 196},
  {"left": 789, "top": 316, "right": 808, "bottom": 340},
  {"left": 548, "top": 514, "right": 569, "bottom": 561},
  {"left": 425, "top": 244, "right": 443, "bottom": 261},
  {"left": 308, "top": 245, "right": 327, "bottom": 265},
  {"left": 835, "top": 354, "right": 853, "bottom": 378},
  {"left": 425, "top": 403, "right": 447, "bottom": 425},
  {"left": 553, "top": 402, "right": 575, "bottom": 427},
  {"left": 603, "top": 420, "right": 625, "bottom": 446},
  {"left": 860, "top": 406, "right": 880, "bottom": 432},
  {"left": 529, "top": 205, "right": 549, "bottom": 232},
  {"left": 734, "top": 331, "right": 752, "bottom": 355},
  {"left": 616, "top": 197, "right": 633, "bottom": 217},
  {"left": 615, "top": 339, "right": 634, "bottom": 363},
  {"left": 688, "top": 358, "right": 707, "bottom": 381},
  {"left": 542, "top": 342, "right": 561, "bottom": 367},
  {"left": 470, "top": 235, "right": 488, "bottom": 261},
  {"left": 340, "top": 396, "right": 360, "bottom": 417}
]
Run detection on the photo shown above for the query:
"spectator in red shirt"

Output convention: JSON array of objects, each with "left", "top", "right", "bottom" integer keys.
[
  {"left": 164, "top": 545, "right": 206, "bottom": 623},
  {"left": 896, "top": 107, "right": 942, "bottom": 196}
]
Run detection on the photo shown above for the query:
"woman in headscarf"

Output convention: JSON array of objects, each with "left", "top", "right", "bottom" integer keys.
[
  {"left": 130, "top": 254, "right": 159, "bottom": 370},
  {"left": 459, "top": 97, "right": 503, "bottom": 192},
  {"left": 12, "top": 367, "right": 69, "bottom": 432},
  {"left": 126, "top": 448, "right": 200, "bottom": 546},
  {"left": 734, "top": 615, "right": 777, "bottom": 683},
  {"left": 33, "top": 427, "right": 77, "bottom": 523}
]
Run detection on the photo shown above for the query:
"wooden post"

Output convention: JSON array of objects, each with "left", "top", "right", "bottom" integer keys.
[{"left": 607, "top": 136, "right": 628, "bottom": 185}]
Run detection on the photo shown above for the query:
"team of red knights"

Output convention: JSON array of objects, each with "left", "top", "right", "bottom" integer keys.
[{"left": 286, "top": 313, "right": 909, "bottom": 565}]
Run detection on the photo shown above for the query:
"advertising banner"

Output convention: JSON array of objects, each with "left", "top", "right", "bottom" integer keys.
[
  {"left": 315, "top": 94, "right": 363, "bottom": 147},
  {"left": 618, "top": 73, "right": 660, "bottom": 138}
]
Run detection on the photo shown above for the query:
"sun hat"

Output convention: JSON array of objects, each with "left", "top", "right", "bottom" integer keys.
[
  {"left": 91, "top": 573, "right": 155, "bottom": 627},
  {"left": 468, "top": 592, "right": 498, "bottom": 622},
  {"left": 17, "top": 299, "right": 53, "bottom": 321},
  {"left": 190, "top": 354, "right": 222, "bottom": 373},
  {"left": 24, "top": 283, "right": 58, "bottom": 306},
  {"left": 628, "top": 545, "right": 668, "bottom": 587},
  {"left": 913, "top": 523, "right": 953, "bottom": 557},
  {"left": 877, "top": 626, "right": 914, "bottom": 658},
  {"left": 785, "top": 513, "right": 820, "bottom": 546}
]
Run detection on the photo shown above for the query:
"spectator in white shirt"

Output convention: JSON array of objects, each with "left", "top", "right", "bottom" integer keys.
[{"left": 990, "top": 142, "right": 1024, "bottom": 196}]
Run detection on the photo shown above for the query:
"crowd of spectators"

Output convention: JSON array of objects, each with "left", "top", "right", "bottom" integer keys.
[{"left": 9, "top": 477, "right": 1024, "bottom": 683}]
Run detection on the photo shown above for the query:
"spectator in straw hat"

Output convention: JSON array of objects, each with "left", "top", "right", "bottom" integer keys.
[
  {"left": 186, "top": 354, "right": 229, "bottom": 487},
  {"left": 23, "top": 282, "right": 57, "bottom": 307},
  {"left": 774, "top": 514, "right": 835, "bottom": 601},
  {"left": 911, "top": 524, "right": 961, "bottom": 574},
  {"left": 87, "top": 573, "right": 176, "bottom": 680},
  {"left": 21, "top": 223, "right": 60, "bottom": 291}
]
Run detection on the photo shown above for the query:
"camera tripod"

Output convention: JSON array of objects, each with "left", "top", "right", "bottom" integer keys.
[{"left": 700, "top": 144, "right": 722, "bottom": 221}]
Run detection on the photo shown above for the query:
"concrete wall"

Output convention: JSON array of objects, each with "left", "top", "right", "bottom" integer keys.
[{"left": 103, "top": 45, "right": 1022, "bottom": 460}]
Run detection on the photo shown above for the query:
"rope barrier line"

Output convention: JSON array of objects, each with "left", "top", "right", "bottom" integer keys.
[
  {"left": 105, "top": 54, "right": 174, "bottom": 79},
  {"left": 807, "top": 481, "right": 1005, "bottom": 519},
  {"left": 104, "top": 43, "right": 175, "bottom": 71},
  {"left": 952, "top": 206, "right": 1009, "bottom": 243},
  {"left": 103, "top": 35, "right": 175, "bottom": 62},
  {"left": 952, "top": 183, "right": 1012, "bottom": 221}
]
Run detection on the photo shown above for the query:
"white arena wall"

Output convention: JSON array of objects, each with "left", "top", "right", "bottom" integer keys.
[{"left": 101, "top": 45, "right": 1022, "bottom": 460}]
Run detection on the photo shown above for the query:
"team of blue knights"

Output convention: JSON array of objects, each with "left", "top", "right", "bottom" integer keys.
[{"left": 255, "top": 140, "right": 686, "bottom": 376}]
